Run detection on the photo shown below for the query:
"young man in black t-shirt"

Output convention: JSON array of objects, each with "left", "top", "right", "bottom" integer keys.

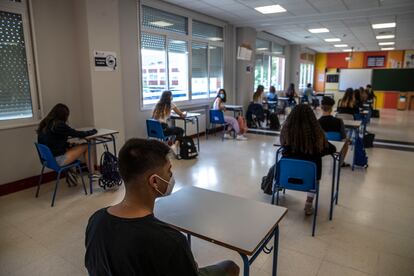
[
  {"left": 85, "top": 139, "right": 239, "bottom": 276},
  {"left": 318, "top": 96, "right": 350, "bottom": 166}
]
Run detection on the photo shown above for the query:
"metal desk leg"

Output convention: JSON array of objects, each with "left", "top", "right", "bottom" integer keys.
[
  {"left": 272, "top": 226, "right": 279, "bottom": 276},
  {"left": 88, "top": 141, "right": 93, "bottom": 194},
  {"left": 352, "top": 128, "right": 357, "bottom": 171},
  {"left": 196, "top": 117, "right": 200, "bottom": 151},
  {"left": 239, "top": 254, "right": 249, "bottom": 276},
  {"left": 110, "top": 134, "right": 117, "bottom": 157},
  {"left": 187, "top": 234, "right": 191, "bottom": 248},
  {"left": 335, "top": 155, "right": 342, "bottom": 205},
  {"left": 184, "top": 120, "right": 187, "bottom": 136},
  {"left": 329, "top": 154, "right": 336, "bottom": 220}
]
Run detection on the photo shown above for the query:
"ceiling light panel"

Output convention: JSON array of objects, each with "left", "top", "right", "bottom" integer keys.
[
  {"left": 254, "top": 5, "right": 287, "bottom": 14},
  {"left": 308, "top": 28, "right": 329, "bottom": 33},
  {"left": 372, "top": 22, "right": 396, "bottom": 29},
  {"left": 378, "top": 42, "right": 395, "bottom": 46},
  {"left": 334, "top": 44, "right": 348, "bottom": 47},
  {"left": 325, "top": 38, "right": 341, "bottom": 42},
  {"left": 376, "top": 35, "right": 395, "bottom": 39},
  {"left": 381, "top": 47, "right": 395, "bottom": 50}
]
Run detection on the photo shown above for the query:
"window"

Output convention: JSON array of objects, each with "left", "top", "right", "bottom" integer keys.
[
  {"left": 140, "top": 5, "right": 224, "bottom": 106},
  {"left": 254, "top": 38, "right": 285, "bottom": 92},
  {"left": 0, "top": 5, "right": 37, "bottom": 124},
  {"left": 191, "top": 42, "right": 208, "bottom": 99},
  {"left": 299, "top": 63, "right": 314, "bottom": 90}
]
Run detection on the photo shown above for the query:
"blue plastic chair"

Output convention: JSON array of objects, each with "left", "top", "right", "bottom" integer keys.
[
  {"left": 272, "top": 158, "right": 319, "bottom": 236},
  {"left": 146, "top": 119, "right": 170, "bottom": 141},
  {"left": 325, "top": 131, "right": 342, "bottom": 141},
  {"left": 34, "top": 143, "right": 87, "bottom": 207},
  {"left": 207, "top": 110, "right": 231, "bottom": 141}
]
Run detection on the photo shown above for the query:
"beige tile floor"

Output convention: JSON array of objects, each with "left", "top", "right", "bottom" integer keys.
[{"left": 1, "top": 109, "right": 414, "bottom": 276}]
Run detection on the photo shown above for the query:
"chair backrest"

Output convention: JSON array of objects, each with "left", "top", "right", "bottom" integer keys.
[
  {"left": 34, "top": 143, "right": 60, "bottom": 171},
  {"left": 335, "top": 113, "right": 354, "bottom": 121},
  {"left": 146, "top": 119, "right": 166, "bottom": 140},
  {"left": 276, "top": 158, "right": 317, "bottom": 192},
  {"left": 209, "top": 110, "right": 225, "bottom": 124},
  {"left": 325, "top": 131, "right": 342, "bottom": 141}
]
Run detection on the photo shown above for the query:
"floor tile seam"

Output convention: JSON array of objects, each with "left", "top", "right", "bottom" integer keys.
[{"left": 322, "top": 258, "right": 377, "bottom": 276}]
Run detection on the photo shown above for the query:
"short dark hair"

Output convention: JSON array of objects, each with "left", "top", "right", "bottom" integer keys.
[
  {"left": 321, "top": 96, "right": 335, "bottom": 112},
  {"left": 118, "top": 139, "right": 171, "bottom": 184}
]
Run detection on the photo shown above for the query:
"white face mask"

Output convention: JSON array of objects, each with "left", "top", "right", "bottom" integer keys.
[{"left": 153, "top": 174, "right": 175, "bottom": 196}]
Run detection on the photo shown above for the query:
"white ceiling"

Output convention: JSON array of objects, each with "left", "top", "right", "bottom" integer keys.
[{"left": 163, "top": 0, "right": 414, "bottom": 52}]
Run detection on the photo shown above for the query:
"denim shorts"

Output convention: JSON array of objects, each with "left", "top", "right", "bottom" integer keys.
[{"left": 55, "top": 154, "right": 67, "bottom": 166}]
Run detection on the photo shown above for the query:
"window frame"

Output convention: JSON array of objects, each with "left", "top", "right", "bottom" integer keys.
[
  {"left": 0, "top": 0, "right": 40, "bottom": 129},
  {"left": 138, "top": 1, "right": 225, "bottom": 109}
]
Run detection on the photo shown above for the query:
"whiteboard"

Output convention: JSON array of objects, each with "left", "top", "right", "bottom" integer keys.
[{"left": 339, "top": 69, "right": 372, "bottom": 91}]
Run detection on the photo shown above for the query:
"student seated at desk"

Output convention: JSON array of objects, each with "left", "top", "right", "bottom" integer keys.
[
  {"left": 246, "top": 85, "right": 270, "bottom": 127},
  {"left": 152, "top": 90, "right": 185, "bottom": 139},
  {"left": 318, "top": 97, "right": 350, "bottom": 167},
  {"left": 337, "top": 88, "right": 359, "bottom": 116},
  {"left": 37, "top": 103, "right": 97, "bottom": 173},
  {"left": 85, "top": 139, "right": 240, "bottom": 276},
  {"left": 213, "top": 89, "right": 247, "bottom": 141},
  {"left": 267, "top": 85, "right": 278, "bottom": 102},
  {"left": 268, "top": 105, "right": 336, "bottom": 215}
]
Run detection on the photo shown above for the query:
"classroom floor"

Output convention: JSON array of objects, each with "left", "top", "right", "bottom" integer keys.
[{"left": 1, "top": 109, "right": 414, "bottom": 276}]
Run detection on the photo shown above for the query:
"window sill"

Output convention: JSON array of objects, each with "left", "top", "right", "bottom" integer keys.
[
  {"left": 0, "top": 121, "right": 39, "bottom": 131},
  {"left": 141, "top": 99, "right": 214, "bottom": 112}
]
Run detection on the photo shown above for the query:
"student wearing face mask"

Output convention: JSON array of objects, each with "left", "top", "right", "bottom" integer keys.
[
  {"left": 213, "top": 89, "right": 247, "bottom": 140},
  {"left": 85, "top": 139, "right": 239, "bottom": 276}
]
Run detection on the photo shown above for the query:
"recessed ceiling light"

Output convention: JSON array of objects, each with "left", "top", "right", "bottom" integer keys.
[
  {"left": 254, "top": 5, "right": 286, "bottom": 14},
  {"left": 381, "top": 47, "right": 395, "bottom": 50},
  {"left": 342, "top": 49, "right": 352, "bottom": 52},
  {"left": 376, "top": 35, "right": 395, "bottom": 39},
  {"left": 325, "top": 38, "right": 341, "bottom": 42},
  {"left": 334, "top": 44, "right": 348, "bottom": 47},
  {"left": 372, "top": 22, "right": 396, "bottom": 29},
  {"left": 308, "top": 28, "right": 329, "bottom": 33},
  {"left": 378, "top": 42, "right": 395, "bottom": 46},
  {"left": 149, "top": 21, "right": 173, "bottom": 27},
  {"left": 208, "top": 37, "right": 223, "bottom": 41},
  {"left": 256, "top": 48, "right": 269, "bottom": 51}
]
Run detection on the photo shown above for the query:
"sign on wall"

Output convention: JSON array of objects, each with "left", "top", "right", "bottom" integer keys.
[{"left": 94, "top": 50, "right": 117, "bottom": 71}]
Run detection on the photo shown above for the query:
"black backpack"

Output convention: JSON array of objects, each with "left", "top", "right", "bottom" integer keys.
[
  {"left": 99, "top": 144, "right": 122, "bottom": 190},
  {"left": 178, "top": 136, "right": 198, "bottom": 159},
  {"left": 268, "top": 113, "right": 280, "bottom": 130}
]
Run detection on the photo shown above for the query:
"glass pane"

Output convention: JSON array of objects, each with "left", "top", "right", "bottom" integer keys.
[
  {"left": 0, "top": 10, "right": 33, "bottom": 121},
  {"left": 168, "top": 40, "right": 188, "bottom": 101},
  {"left": 271, "top": 56, "right": 285, "bottom": 91},
  {"left": 256, "top": 38, "right": 271, "bottom": 53},
  {"left": 142, "top": 6, "right": 187, "bottom": 35},
  {"left": 262, "top": 55, "right": 270, "bottom": 89},
  {"left": 272, "top": 42, "right": 284, "bottom": 54},
  {"left": 209, "top": 46, "right": 223, "bottom": 97},
  {"left": 192, "top": 20, "right": 223, "bottom": 42},
  {"left": 254, "top": 54, "right": 263, "bottom": 89},
  {"left": 191, "top": 42, "right": 208, "bottom": 99},
  {"left": 141, "top": 33, "right": 167, "bottom": 105}
]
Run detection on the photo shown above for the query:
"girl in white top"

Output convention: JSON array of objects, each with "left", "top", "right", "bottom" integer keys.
[
  {"left": 152, "top": 91, "right": 186, "bottom": 138},
  {"left": 213, "top": 89, "right": 247, "bottom": 140}
]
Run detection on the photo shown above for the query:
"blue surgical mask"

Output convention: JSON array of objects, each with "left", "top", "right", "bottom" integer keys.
[{"left": 219, "top": 94, "right": 225, "bottom": 99}]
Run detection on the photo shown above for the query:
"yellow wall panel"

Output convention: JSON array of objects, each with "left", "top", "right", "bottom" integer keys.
[
  {"left": 314, "top": 53, "right": 327, "bottom": 92},
  {"left": 387, "top": 51, "right": 404, "bottom": 68},
  {"left": 375, "top": 91, "right": 385, "bottom": 108}
]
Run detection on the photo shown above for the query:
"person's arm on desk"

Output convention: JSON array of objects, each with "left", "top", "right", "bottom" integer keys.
[
  {"left": 53, "top": 121, "right": 97, "bottom": 138},
  {"left": 172, "top": 104, "right": 186, "bottom": 118}
]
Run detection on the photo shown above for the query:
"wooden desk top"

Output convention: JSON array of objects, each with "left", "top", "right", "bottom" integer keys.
[
  {"left": 154, "top": 186, "right": 287, "bottom": 255},
  {"left": 343, "top": 120, "right": 361, "bottom": 128}
]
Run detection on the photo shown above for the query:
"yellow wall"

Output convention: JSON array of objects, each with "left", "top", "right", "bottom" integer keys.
[
  {"left": 314, "top": 53, "right": 327, "bottom": 92},
  {"left": 347, "top": 52, "right": 364, "bottom": 68},
  {"left": 387, "top": 51, "right": 404, "bottom": 68},
  {"left": 375, "top": 92, "right": 385, "bottom": 109}
]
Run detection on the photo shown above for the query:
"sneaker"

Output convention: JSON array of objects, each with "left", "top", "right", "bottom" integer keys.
[
  {"left": 236, "top": 134, "right": 248, "bottom": 141},
  {"left": 304, "top": 202, "right": 313, "bottom": 216},
  {"left": 223, "top": 133, "right": 232, "bottom": 139}
]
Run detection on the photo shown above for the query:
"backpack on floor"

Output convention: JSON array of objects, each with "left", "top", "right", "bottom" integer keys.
[
  {"left": 371, "top": 109, "right": 380, "bottom": 118},
  {"left": 178, "top": 136, "right": 198, "bottom": 159},
  {"left": 261, "top": 164, "right": 276, "bottom": 195},
  {"left": 354, "top": 135, "right": 368, "bottom": 168},
  {"left": 363, "top": 131, "right": 375, "bottom": 148},
  {"left": 268, "top": 113, "right": 280, "bottom": 130},
  {"left": 99, "top": 144, "right": 122, "bottom": 190}
]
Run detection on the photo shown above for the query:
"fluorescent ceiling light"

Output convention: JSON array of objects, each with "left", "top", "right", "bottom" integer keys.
[
  {"left": 208, "top": 37, "right": 223, "bottom": 41},
  {"left": 308, "top": 28, "right": 329, "bottom": 33},
  {"left": 381, "top": 47, "right": 395, "bottom": 50},
  {"left": 254, "top": 5, "right": 286, "bottom": 14},
  {"left": 372, "top": 22, "right": 396, "bottom": 29},
  {"left": 376, "top": 35, "right": 395, "bottom": 39},
  {"left": 325, "top": 38, "right": 341, "bottom": 42},
  {"left": 256, "top": 48, "right": 269, "bottom": 51},
  {"left": 378, "top": 41, "right": 395, "bottom": 46},
  {"left": 170, "top": 40, "right": 186, "bottom": 44},
  {"left": 342, "top": 49, "right": 352, "bottom": 52},
  {"left": 334, "top": 44, "right": 348, "bottom": 47},
  {"left": 149, "top": 21, "right": 173, "bottom": 27}
]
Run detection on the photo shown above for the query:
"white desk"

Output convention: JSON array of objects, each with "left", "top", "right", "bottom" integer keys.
[
  {"left": 225, "top": 104, "right": 243, "bottom": 117},
  {"left": 155, "top": 186, "right": 287, "bottom": 276},
  {"left": 328, "top": 140, "right": 346, "bottom": 220},
  {"left": 170, "top": 112, "right": 201, "bottom": 151}
]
